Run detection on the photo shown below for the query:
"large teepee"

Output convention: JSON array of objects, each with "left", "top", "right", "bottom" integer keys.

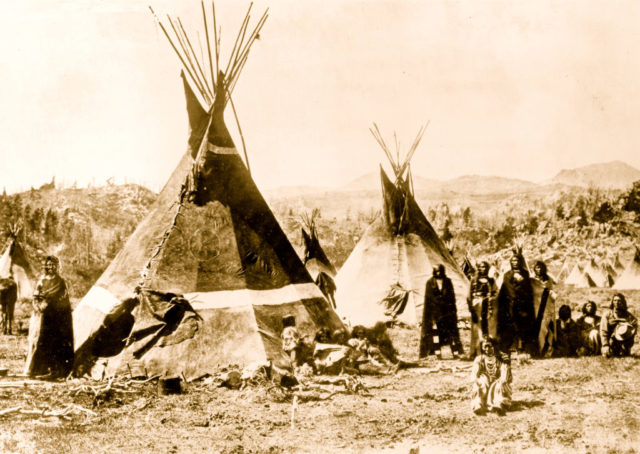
[
  {"left": 334, "top": 125, "right": 469, "bottom": 327},
  {"left": 613, "top": 247, "right": 640, "bottom": 290},
  {"left": 73, "top": 4, "right": 343, "bottom": 379},
  {"left": 0, "top": 228, "right": 34, "bottom": 300}
]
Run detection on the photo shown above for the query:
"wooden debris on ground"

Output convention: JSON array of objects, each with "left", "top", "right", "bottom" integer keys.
[{"left": 0, "top": 404, "right": 97, "bottom": 420}]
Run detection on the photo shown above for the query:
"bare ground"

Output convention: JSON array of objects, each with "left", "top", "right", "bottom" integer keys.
[{"left": 0, "top": 288, "right": 639, "bottom": 454}]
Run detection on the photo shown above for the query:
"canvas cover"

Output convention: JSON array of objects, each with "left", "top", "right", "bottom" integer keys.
[
  {"left": 0, "top": 238, "right": 34, "bottom": 300},
  {"left": 584, "top": 259, "right": 605, "bottom": 288},
  {"left": 613, "top": 248, "right": 640, "bottom": 289},
  {"left": 73, "top": 75, "right": 343, "bottom": 376},
  {"left": 335, "top": 168, "right": 469, "bottom": 327}
]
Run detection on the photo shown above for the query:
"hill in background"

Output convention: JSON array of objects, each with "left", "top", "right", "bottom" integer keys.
[
  {"left": 548, "top": 160, "right": 640, "bottom": 189},
  {"left": 2, "top": 160, "right": 640, "bottom": 300}
]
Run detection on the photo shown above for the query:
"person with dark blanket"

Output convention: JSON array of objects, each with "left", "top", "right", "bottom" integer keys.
[
  {"left": 497, "top": 252, "right": 537, "bottom": 357},
  {"left": 553, "top": 304, "right": 580, "bottom": 357},
  {"left": 24, "top": 256, "right": 74, "bottom": 379},
  {"left": 576, "top": 301, "right": 601, "bottom": 356},
  {"left": 467, "top": 261, "right": 498, "bottom": 359},
  {"left": 420, "top": 264, "right": 463, "bottom": 358},
  {"left": 600, "top": 293, "right": 637, "bottom": 358}
]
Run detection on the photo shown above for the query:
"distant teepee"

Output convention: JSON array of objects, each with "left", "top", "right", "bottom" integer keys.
[
  {"left": 613, "top": 247, "right": 640, "bottom": 290},
  {"left": 301, "top": 209, "right": 337, "bottom": 308},
  {"left": 334, "top": 124, "right": 469, "bottom": 327},
  {"left": 0, "top": 227, "right": 34, "bottom": 300}
]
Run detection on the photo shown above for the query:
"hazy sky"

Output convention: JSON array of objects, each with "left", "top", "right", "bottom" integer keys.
[{"left": 2, "top": 0, "right": 640, "bottom": 194}]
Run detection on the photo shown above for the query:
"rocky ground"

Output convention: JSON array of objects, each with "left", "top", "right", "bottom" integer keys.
[{"left": 0, "top": 287, "right": 638, "bottom": 454}]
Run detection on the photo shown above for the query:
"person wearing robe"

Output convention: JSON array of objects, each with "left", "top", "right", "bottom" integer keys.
[
  {"left": 497, "top": 253, "right": 536, "bottom": 356},
  {"left": 576, "top": 301, "right": 601, "bottom": 356},
  {"left": 553, "top": 304, "right": 580, "bottom": 357},
  {"left": 24, "top": 256, "right": 73, "bottom": 379},
  {"left": 471, "top": 337, "right": 512, "bottom": 416},
  {"left": 600, "top": 293, "right": 637, "bottom": 358},
  {"left": 533, "top": 260, "right": 553, "bottom": 290},
  {"left": 467, "top": 261, "right": 498, "bottom": 359},
  {"left": 420, "top": 264, "right": 463, "bottom": 358}
]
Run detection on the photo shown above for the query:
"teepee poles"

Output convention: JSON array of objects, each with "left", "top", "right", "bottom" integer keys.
[
  {"left": 202, "top": 1, "right": 216, "bottom": 92},
  {"left": 177, "top": 17, "right": 214, "bottom": 99},
  {"left": 150, "top": 2, "right": 268, "bottom": 171},
  {"left": 149, "top": 6, "right": 206, "bottom": 106},
  {"left": 166, "top": 15, "right": 209, "bottom": 102},
  {"left": 370, "top": 122, "right": 429, "bottom": 189}
]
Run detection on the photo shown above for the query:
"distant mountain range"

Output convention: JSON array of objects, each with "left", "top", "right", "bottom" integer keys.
[
  {"left": 266, "top": 160, "right": 640, "bottom": 197},
  {"left": 547, "top": 160, "right": 640, "bottom": 190}
]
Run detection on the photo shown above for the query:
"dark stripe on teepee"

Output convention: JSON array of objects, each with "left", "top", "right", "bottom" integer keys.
[
  {"left": 177, "top": 80, "right": 312, "bottom": 289},
  {"left": 182, "top": 71, "right": 210, "bottom": 159}
]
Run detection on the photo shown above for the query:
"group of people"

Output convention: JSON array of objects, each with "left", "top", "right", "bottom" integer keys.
[
  {"left": 280, "top": 316, "right": 411, "bottom": 379},
  {"left": 555, "top": 294, "right": 638, "bottom": 358},
  {"left": 420, "top": 253, "right": 546, "bottom": 361},
  {"left": 416, "top": 251, "right": 637, "bottom": 416}
]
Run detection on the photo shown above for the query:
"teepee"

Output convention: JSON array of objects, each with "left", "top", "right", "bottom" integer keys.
[
  {"left": 555, "top": 260, "right": 571, "bottom": 283},
  {"left": 613, "top": 247, "right": 640, "bottom": 290},
  {"left": 584, "top": 257, "right": 605, "bottom": 287},
  {"left": 564, "top": 262, "right": 597, "bottom": 288},
  {"left": 334, "top": 124, "right": 469, "bottom": 327},
  {"left": 73, "top": 4, "right": 343, "bottom": 379},
  {"left": 0, "top": 228, "right": 34, "bottom": 300},
  {"left": 301, "top": 209, "right": 337, "bottom": 308}
]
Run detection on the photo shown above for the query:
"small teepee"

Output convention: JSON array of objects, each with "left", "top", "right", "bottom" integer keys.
[
  {"left": 0, "top": 227, "right": 35, "bottom": 300},
  {"left": 613, "top": 247, "right": 640, "bottom": 290},
  {"left": 301, "top": 209, "right": 337, "bottom": 308}
]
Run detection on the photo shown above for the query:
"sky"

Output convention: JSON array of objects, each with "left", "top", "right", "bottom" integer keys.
[{"left": 1, "top": 0, "right": 640, "bottom": 194}]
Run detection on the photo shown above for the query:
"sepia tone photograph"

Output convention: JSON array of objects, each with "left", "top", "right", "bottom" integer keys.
[{"left": 1, "top": 1, "right": 639, "bottom": 452}]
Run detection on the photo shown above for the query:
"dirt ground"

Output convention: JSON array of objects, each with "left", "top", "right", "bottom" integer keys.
[{"left": 0, "top": 287, "right": 639, "bottom": 454}]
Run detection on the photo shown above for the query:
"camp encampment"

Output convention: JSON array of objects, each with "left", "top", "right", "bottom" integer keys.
[
  {"left": 334, "top": 124, "right": 469, "bottom": 327},
  {"left": 72, "top": 5, "right": 343, "bottom": 379},
  {"left": 0, "top": 229, "right": 34, "bottom": 301},
  {"left": 613, "top": 247, "right": 640, "bottom": 290}
]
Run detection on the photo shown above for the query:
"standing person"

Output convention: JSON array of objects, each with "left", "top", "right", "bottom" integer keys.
[
  {"left": 467, "top": 261, "right": 498, "bottom": 359},
  {"left": 576, "top": 301, "right": 601, "bottom": 356},
  {"left": 497, "top": 252, "right": 536, "bottom": 357},
  {"left": 533, "top": 261, "right": 553, "bottom": 289},
  {"left": 420, "top": 264, "right": 463, "bottom": 358},
  {"left": 471, "top": 337, "right": 512, "bottom": 416},
  {"left": 600, "top": 293, "right": 637, "bottom": 358},
  {"left": 24, "top": 256, "right": 74, "bottom": 379}
]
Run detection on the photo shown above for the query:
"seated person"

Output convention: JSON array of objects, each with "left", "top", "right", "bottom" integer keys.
[
  {"left": 348, "top": 325, "right": 397, "bottom": 374},
  {"left": 600, "top": 293, "right": 637, "bottom": 358},
  {"left": 281, "top": 315, "right": 314, "bottom": 371},
  {"left": 313, "top": 327, "right": 357, "bottom": 375},
  {"left": 576, "top": 301, "right": 601, "bottom": 356},
  {"left": 471, "top": 337, "right": 512, "bottom": 416},
  {"left": 553, "top": 304, "right": 580, "bottom": 357}
]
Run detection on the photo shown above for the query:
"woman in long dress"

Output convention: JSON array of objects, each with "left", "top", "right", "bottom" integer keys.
[
  {"left": 471, "top": 337, "right": 512, "bottom": 416},
  {"left": 24, "top": 255, "right": 73, "bottom": 379}
]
